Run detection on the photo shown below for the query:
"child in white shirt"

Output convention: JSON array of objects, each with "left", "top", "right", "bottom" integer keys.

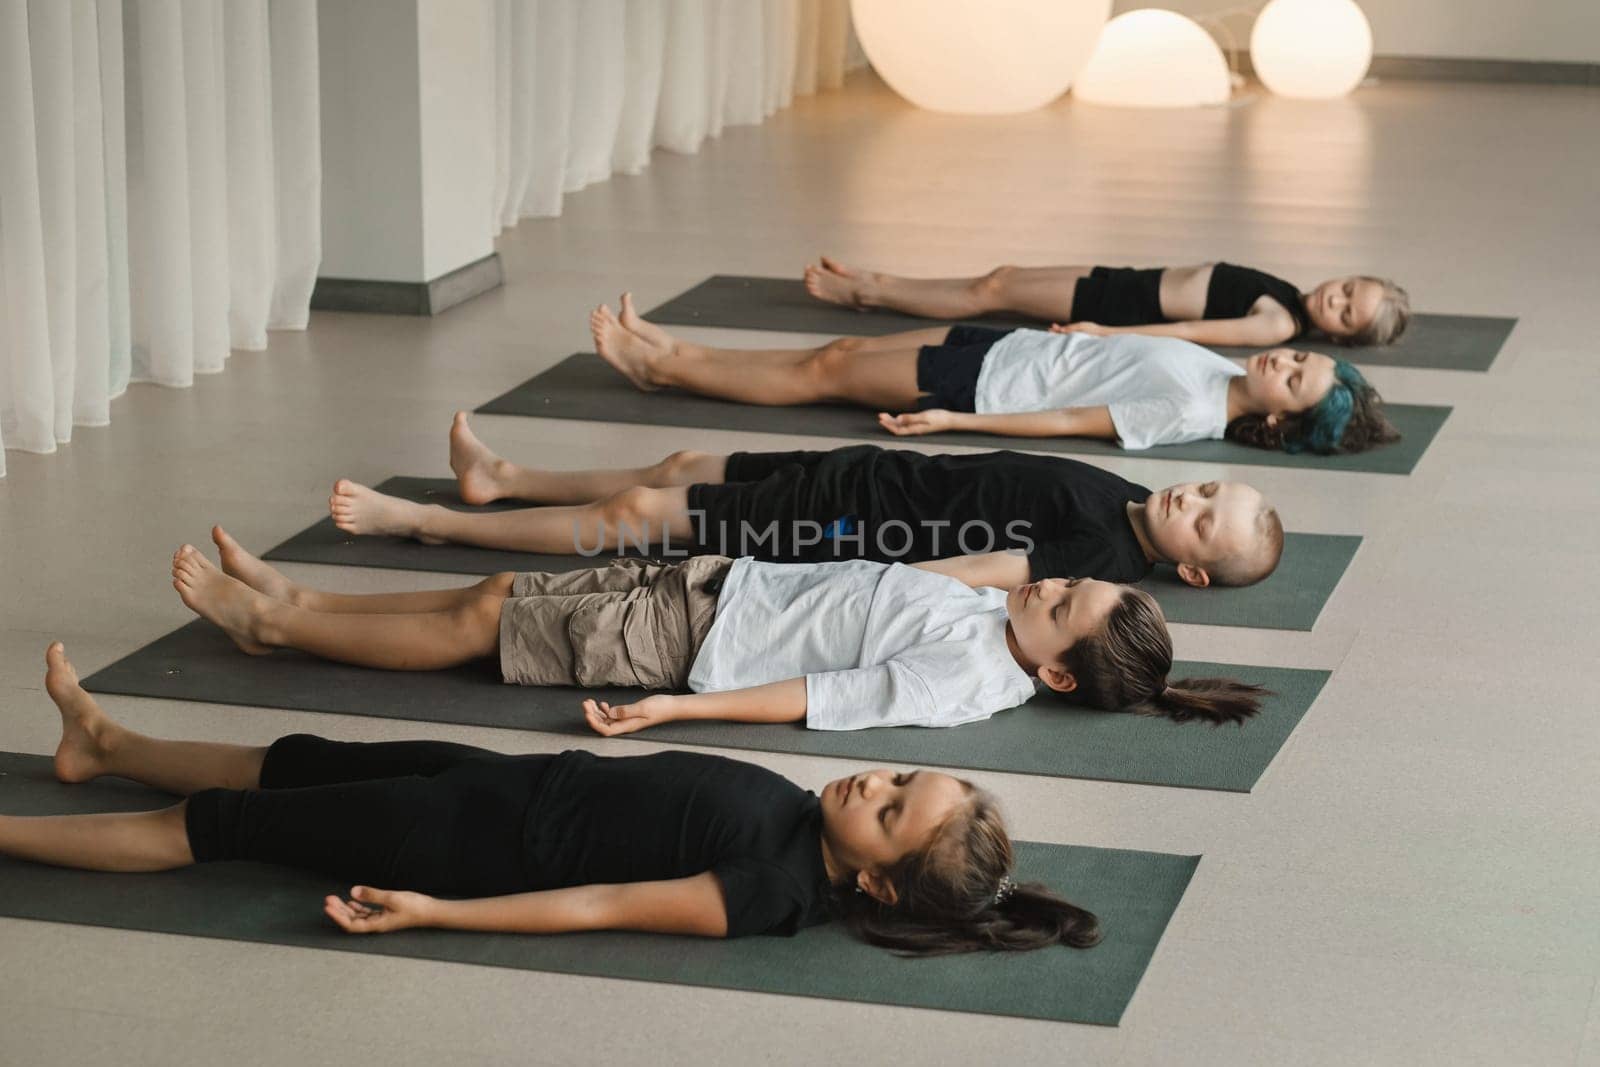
[{"left": 171, "top": 529, "right": 1264, "bottom": 731}]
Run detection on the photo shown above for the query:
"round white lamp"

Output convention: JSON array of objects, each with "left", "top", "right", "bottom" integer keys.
[
  {"left": 1250, "top": 0, "right": 1373, "bottom": 99},
  {"left": 850, "top": 0, "right": 1112, "bottom": 115},
  {"left": 1073, "top": 9, "right": 1232, "bottom": 108}
]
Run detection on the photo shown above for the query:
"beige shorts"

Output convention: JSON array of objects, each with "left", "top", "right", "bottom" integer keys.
[{"left": 497, "top": 556, "right": 733, "bottom": 690}]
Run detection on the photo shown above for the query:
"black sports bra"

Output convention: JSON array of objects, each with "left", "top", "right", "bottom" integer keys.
[{"left": 1203, "top": 262, "right": 1310, "bottom": 336}]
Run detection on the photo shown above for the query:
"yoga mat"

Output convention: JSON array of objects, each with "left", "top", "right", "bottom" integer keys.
[
  {"left": 646, "top": 275, "right": 1516, "bottom": 372},
  {"left": 0, "top": 752, "right": 1194, "bottom": 1026},
  {"left": 264, "top": 477, "right": 1362, "bottom": 632},
  {"left": 83, "top": 622, "right": 1327, "bottom": 792},
  {"left": 476, "top": 354, "right": 1450, "bottom": 476}
]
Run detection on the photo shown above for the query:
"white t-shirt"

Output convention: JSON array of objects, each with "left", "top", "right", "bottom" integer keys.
[
  {"left": 687, "top": 558, "right": 1037, "bottom": 731},
  {"left": 973, "top": 331, "right": 1244, "bottom": 450}
]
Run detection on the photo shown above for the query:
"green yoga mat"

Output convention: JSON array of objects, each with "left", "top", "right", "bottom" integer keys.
[
  {"left": 0, "top": 751, "right": 1195, "bottom": 1025},
  {"left": 83, "top": 622, "right": 1327, "bottom": 791},
  {"left": 475, "top": 354, "right": 1450, "bottom": 476},
  {"left": 264, "top": 477, "right": 1361, "bottom": 632},
  {"left": 645, "top": 275, "right": 1516, "bottom": 372}
]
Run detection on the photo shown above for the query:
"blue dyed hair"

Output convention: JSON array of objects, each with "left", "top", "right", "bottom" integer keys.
[
  {"left": 1225, "top": 357, "right": 1400, "bottom": 455},
  {"left": 1285, "top": 359, "right": 1366, "bottom": 454}
]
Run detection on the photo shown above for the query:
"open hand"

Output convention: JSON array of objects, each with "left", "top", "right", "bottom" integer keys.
[
  {"left": 1049, "top": 321, "right": 1108, "bottom": 335},
  {"left": 584, "top": 695, "right": 676, "bottom": 737},
  {"left": 877, "top": 409, "right": 955, "bottom": 436},
  {"left": 324, "top": 886, "right": 436, "bottom": 934}
]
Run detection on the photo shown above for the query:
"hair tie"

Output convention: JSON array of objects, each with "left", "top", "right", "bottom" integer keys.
[{"left": 993, "top": 875, "right": 1016, "bottom": 906}]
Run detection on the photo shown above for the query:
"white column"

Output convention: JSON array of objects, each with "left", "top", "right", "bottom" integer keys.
[{"left": 316, "top": 0, "right": 495, "bottom": 301}]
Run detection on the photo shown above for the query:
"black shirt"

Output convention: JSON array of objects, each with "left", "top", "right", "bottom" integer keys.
[
  {"left": 711, "top": 446, "right": 1153, "bottom": 583},
  {"left": 524, "top": 750, "right": 833, "bottom": 938},
  {"left": 1204, "top": 262, "right": 1311, "bottom": 336}
]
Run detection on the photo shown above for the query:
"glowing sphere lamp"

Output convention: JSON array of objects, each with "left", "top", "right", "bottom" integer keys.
[
  {"left": 850, "top": 0, "right": 1112, "bottom": 115},
  {"left": 1250, "top": 0, "right": 1373, "bottom": 99},
  {"left": 1073, "top": 9, "right": 1231, "bottom": 108}
]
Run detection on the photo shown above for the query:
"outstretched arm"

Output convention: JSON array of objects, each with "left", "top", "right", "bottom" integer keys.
[
  {"left": 879, "top": 406, "right": 1117, "bottom": 440},
  {"left": 1052, "top": 315, "right": 1293, "bottom": 347},
  {"left": 582, "top": 678, "right": 808, "bottom": 737},
  {"left": 913, "top": 550, "right": 1030, "bottom": 590},
  {"left": 326, "top": 872, "right": 729, "bottom": 938}
]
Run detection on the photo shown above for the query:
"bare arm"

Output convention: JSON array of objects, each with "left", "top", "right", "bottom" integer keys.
[
  {"left": 912, "top": 550, "right": 1031, "bottom": 589},
  {"left": 582, "top": 678, "right": 808, "bottom": 736},
  {"left": 955, "top": 406, "right": 1118, "bottom": 439},
  {"left": 1054, "top": 314, "right": 1294, "bottom": 346},
  {"left": 325, "top": 872, "right": 730, "bottom": 938},
  {"left": 878, "top": 406, "right": 1116, "bottom": 440}
]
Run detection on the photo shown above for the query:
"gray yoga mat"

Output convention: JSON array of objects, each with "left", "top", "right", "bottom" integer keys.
[
  {"left": 646, "top": 275, "right": 1516, "bottom": 372},
  {"left": 0, "top": 752, "right": 1194, "bottom": 1026},
  {"left": 264, "top": 477, "right": 1362, "bottom": 632},
  {"left": 475, "top": 353, "right": 1450, "bottom": 476},
  {"left": 83, "top": 621, "right": 1327, "bottom": 792}
]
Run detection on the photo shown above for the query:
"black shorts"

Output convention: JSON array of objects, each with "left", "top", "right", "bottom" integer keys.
[
  {"left": 914, "top": 325, "right": 1015, "bottom": 412},
  {"left": 685, "top": 446, "right": 878, "bottom": 561},
  {"left": 1069, "top": 266, "right": 1166, "bottom": 326}
]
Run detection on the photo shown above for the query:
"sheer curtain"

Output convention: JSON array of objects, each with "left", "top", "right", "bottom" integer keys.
[
  {"left": 487, "top": 0, "right": 855, "bottom": 232},
  {"left": 0, "top": 0, "right": 319, "bottom": 477}
]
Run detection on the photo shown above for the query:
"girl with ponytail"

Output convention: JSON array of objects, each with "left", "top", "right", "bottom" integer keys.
[
  {"left": 9, "top": 644, "right": 1099, "bottom": 957},
  {"left": 836, "top": 785, "right": 1101, "bottom": 955},
  {"left": 1060, "top": 584, "right": 1268, "bottom": 725}
]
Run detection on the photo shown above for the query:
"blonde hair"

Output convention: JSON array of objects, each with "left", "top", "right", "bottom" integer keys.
[
  {"left": 1208, "top": 505, "right": 1284, "bottom": 588},
  {"left": 1343, "top": 277, "right": 1410, "bottom": 346}
]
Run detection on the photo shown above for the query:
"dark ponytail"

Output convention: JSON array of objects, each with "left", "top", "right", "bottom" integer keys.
[
  {"left": 1061, "top": 587, "right": 1269, "bottom": 725},
  {"left": 834, "top": 789, "right": 1101, "bottom": 956}
]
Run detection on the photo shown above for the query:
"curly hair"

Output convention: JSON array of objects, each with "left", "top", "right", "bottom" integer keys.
[{"left": 1225, "top": 358, "right": 1401, "bottom": 455}]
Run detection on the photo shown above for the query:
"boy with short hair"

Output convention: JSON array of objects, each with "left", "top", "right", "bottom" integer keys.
[{"left": 327, "top": 414, "right": 1283, "bottom": 590}]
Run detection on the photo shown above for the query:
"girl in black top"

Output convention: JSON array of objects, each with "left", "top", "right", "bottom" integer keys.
[
  {"left": 4, "top": 643, "right": 1099, "bottom": 954},
  {"left": 804, "top": 258, "right": 1411, "bottom": 348}
]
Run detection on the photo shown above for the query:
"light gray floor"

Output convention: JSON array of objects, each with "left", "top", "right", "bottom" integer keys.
[{"left": 2, "top": 73, "right": 1597, "bottom": 1066}]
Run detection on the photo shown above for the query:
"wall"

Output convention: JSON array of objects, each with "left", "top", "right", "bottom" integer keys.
[
  {"left": 317, "top": 0, "right": 493, "bottom": 285},
  {"left": 317, "top": 0, "right": 424, "bottom": 282},
  {"left": 416, "top": 0, "right": 492, "bottom": 281},
  {"left": 1112, "top": 1, "right": 1600, "bottom": 64}
]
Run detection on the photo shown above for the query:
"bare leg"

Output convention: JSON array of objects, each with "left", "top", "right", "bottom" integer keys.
[
  {"left": 216, "top": 525, "right": 510, "bottom": 615},
  {"left": 0, "top": 803, "right": 193, "bottom": 872},
  {"left": 591, "top": 298, "right": 940, "bottom": 409},
  {"left": 173, "top": 548, "right": 503, "bottom": 669},
  {"left": 450, "top": 411, "right": 728, "bottom": 505},
  {"left": 45, "top": 641, "right": 266, "bottom": 794},
  {"left": 805, "top": 258, "right": 1090, "bottom": 322},
  {"left": 331, "top": 481, "right": 697, "bottom": 555}
]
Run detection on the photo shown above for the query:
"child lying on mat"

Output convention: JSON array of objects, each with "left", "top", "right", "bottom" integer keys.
[
  {"left": 804, "top": 257, "right": 1410, "bottom": 349},
  {"left": 174, "top": 528, "right": 1266, "bottom": 732},
  {"left": 588, "top": 293, "right": 1400, "bottom": 454},
  {"left": 330, "top": 418, "right": 1285, "bottom": 590},
  {"left": 4, "top": 643, "right": 1099, "bottom": 949}
]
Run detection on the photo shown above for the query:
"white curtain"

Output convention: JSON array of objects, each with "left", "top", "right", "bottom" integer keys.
[
  {"left": 0, "top": 0, "right": 319, "bottom": 477},
  {"left": 488, "top": 0, "right": 856, "bottom": 232}
]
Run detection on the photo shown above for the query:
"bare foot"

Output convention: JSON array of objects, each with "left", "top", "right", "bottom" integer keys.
[
  {"left": 171, "top": 545, "right": 274, "bottom": 655},
  {"left": 804, "top": 256, "right": 876, "bottom": 308},
  {"left": 617, "top": 292, "right": 676, "bottom": 350},
  {"left": 329, "top": 479, "right": 444, "bottom": 544},
  {"left": 45, "top": 642, "right": 118, "bottom": 784},
  {"left": 449, "top": 412, "right": 510, "bottom": 506},
  {"left": 590, "top": 303, "right": 666, "bottom": 392},
  {"left": 213, "top": 525, "right": 301, "bottom": 605}
]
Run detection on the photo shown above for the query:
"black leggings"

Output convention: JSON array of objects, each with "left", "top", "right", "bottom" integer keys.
[{"left": 185, "top": 735, "right": 551, "bottom": 897}]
